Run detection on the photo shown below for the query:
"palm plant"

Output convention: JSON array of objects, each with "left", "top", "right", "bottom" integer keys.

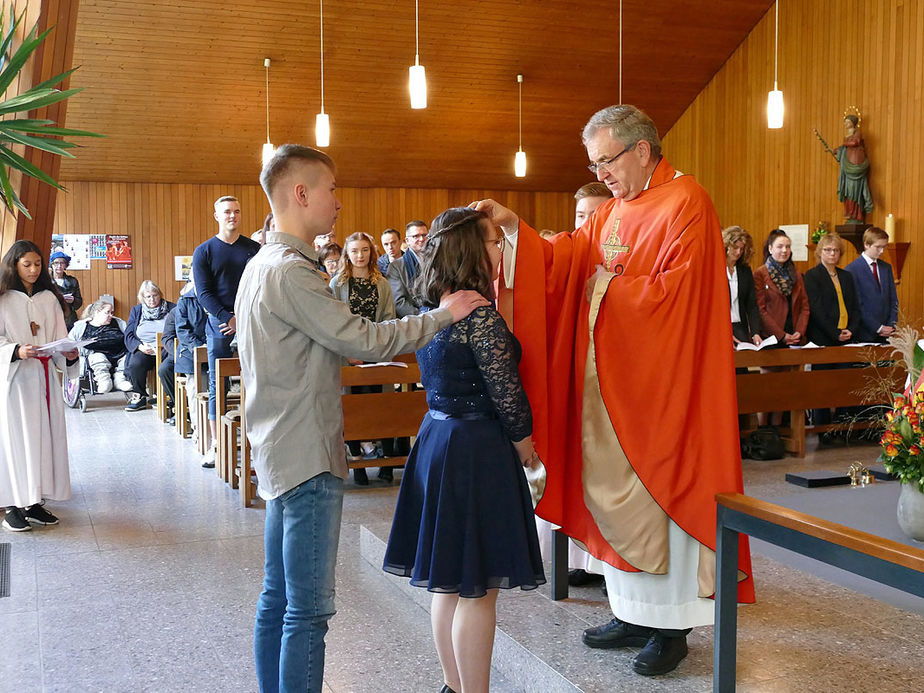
[{"left": 0, "top": 8, "right": 101, "bottom": 219}]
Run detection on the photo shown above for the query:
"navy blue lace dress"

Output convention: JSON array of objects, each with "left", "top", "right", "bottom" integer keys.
[{"left": 383, "top": 306, "right": 546, "bottom": 598}]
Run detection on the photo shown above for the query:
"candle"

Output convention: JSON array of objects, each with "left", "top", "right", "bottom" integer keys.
[{"left": 885, "top": 213, "right": 896, "bottom": 242}]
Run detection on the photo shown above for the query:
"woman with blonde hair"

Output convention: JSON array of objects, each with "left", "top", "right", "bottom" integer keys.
[
  {"left": 330, "top": 232, "right": 397, "bottom": 483},
  {"left": 722, "top": 226, "right": 762, "bottom": 347}
]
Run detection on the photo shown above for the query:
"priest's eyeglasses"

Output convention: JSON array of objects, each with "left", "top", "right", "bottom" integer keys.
[{"left": 587, "top": 143, "right": 636, "bottom": 174}]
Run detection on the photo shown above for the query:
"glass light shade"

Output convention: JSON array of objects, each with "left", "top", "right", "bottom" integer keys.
[
  {"left": 409, "top": 64, "right": 427, "bottom": 109},
  {"left": 767, "top": 89, "right": 784, "bottom": 129},
  {"left": 315, "top": 112, "right": 330, "bottom": 148},
  {"left": 514, "top": 149, "right": 527, "bottom": 178},
  {"left": 261, "top": 142, "right": 275, "bottom": 166}
]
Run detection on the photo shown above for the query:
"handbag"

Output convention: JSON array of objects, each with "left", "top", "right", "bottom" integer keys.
[
  {"left": 742, "top": 426, "right": 785, "bottom": 460},
  {"left": 524, "top": 459, "right": 547, "bottom": 507}
]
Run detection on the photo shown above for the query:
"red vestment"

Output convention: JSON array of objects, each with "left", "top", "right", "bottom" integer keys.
[{"left": 505, "top": 158, "right": 754, "bottom": 602}]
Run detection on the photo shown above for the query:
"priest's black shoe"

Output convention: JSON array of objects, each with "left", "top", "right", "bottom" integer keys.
[
  {"left": 568, "top": 568, "right": 603, "bottom": 586},
  {"left": 581, "top": 617, "right": 653, "bottom": 649},
  {"left": 632, "top": 633, "right": 688, "bottom": 676}
]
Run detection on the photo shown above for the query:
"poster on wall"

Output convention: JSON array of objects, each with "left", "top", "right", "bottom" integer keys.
[
  {"left": 779, "top": 224, "right": 810, "bottom": 262},
  {"left": 60, "top": 234, "right": 92, "bottom": 270},
  {"left": 106, "top": 234, "right": 133, "bottom": 269},
  {"left": 89, "top": 234, "right": 107, "bottom": 260},
  {"left": 174, "top": 255, "right": 193, "bottom": 282}
]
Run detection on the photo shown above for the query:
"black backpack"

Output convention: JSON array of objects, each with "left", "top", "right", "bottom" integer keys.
[{"left": 741, "top": 426, "right": 785, "bottom": 460}]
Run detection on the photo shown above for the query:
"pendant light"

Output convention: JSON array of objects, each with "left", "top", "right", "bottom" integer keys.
[
  {"left": 261, "top": 58, "right": 275, "bottom": 166},
  {"left": 767, "top": 0, "right": 784, "bottom": 129},
  {"left": 514, "top": 74, "right": 526, "bottom": 178},
  {"left": 315, "top": 0, "right": 330, "bottom": 147},
  {"left": 409, "top": 0, "right": 427, "bottom": 108}
]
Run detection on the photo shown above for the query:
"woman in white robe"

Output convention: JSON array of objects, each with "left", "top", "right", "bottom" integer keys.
[{"left": 0, "top": 241, "right": 79, "bottom": 532}]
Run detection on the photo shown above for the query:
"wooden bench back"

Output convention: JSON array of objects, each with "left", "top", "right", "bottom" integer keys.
[
  {"left": 215, "top": 357, "right": 241, "bottom": 419},
  {"left": 193, "top": 344, "right": 208, "bottom": 393},
  {"left": 341, "top": 360, "right": 427, "bottom": 441}
]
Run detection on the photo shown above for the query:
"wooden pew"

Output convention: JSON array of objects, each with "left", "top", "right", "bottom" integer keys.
[
  {"left": 735, "top": 345, "right": 903, "bottom": 457},
  {"left": 174, "top": 339, "right": 191, "bottom": 438},
  {"left": 154, "top": 332, "right": 167, "bottom": 422},
  {"left": 193, "top": 345, "right": 210, "bottom": 456},
  {"left": 341, "top": 354, "right": 426, "bottom": 471},
  {"left": 215, "top": 357, "right": 242, "bottom": 485},
  {"left": 713, "top": 492, "right": 924, "bottom": 692}
]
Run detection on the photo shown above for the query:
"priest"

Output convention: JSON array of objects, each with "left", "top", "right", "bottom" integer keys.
[{"left": 475, "top": 104, "right": 754, "bottom": 677}]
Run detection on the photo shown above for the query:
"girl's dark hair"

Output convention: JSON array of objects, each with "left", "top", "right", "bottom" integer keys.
[
  {"left": 762, "top": 228, "right": 790, "bottom": 262},
  {"left": 415, "top": 207, "right": 495, "bottom": 308},
  {"left": 0, "top": 240, "right": 68, "bottom": 313}
]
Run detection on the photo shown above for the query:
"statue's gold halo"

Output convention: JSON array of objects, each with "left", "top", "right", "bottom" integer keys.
[{"left": 843, "top": 106, "right": 862, "bottom": 126}]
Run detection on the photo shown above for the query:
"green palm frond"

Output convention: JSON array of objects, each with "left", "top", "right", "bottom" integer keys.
[{"left": 0, "top": 8, "right": 103, "bottom": 219}]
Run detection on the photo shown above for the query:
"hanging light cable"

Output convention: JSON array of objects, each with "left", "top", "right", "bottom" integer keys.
[
  {"left": 514, "top": 74, "right": 526, "bottom": 178},
  {"left": 315, "top": 0, "right": 330, "bottom": 147},
  {"left": 409, "top": 0, "right": 427, "bottom": 108},
  {"left": 262, "top": 58, "right": 275, "bottom": 166},
  {"left": 767, "top": 0, "right": 784, "bottom": 129},
  {"left": 619, "top": 0, "right": 623, "bottom": 104}
]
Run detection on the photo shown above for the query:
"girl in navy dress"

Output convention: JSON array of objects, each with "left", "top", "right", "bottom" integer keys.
[{"left": 383, "top": 207, "right": 545, "bottom": 693}]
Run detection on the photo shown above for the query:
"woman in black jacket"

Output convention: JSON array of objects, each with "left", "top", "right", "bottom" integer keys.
[
  {"left": 803, "top": 232, "right": 860, "bottom": 346},
  {"left": 722, "top": 226, "right": 763, "bottom": 347}
]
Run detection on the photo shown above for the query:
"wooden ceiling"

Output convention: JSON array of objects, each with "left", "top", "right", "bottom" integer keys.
[{"left": 59, "top": 0, "right": 773, "bottom": 192}]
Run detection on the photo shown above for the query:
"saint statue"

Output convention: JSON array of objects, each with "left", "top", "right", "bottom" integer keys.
[{"left": 814, "top": 110, "right": 873, "bottom": 223}]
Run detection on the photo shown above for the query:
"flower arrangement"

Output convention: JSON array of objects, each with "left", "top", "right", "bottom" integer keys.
[
  {"left": 811, "top": 220, "right": 830, "bottom": 244},
  {"left": 880, "top": 327, "right": 924, "bottom": 490}
]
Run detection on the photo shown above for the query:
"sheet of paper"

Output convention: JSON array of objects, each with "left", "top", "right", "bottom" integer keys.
[
  {"left": 736, "top": 335, "right": 778, "bottom": 351},
  {"left": 355, "top": 361, "right": 409, "bottom": 368},
  {"left": 779, "top": 223, "right": 809, "bottom": 262},
  {"left": 34, "top": 337, "right": 96, "bottom": 356}
]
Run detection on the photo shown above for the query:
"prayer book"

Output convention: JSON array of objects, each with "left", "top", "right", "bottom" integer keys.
[{"left": 736, "top": 335, "right": 778, "bottom": 351}]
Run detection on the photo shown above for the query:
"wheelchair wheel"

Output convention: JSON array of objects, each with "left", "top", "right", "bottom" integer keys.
[
  {"left": 62, "top": 372, "right": 82, "bottom": 408},
  {"left": 79, "top": 395, "right": 88, "bottom": 413}
]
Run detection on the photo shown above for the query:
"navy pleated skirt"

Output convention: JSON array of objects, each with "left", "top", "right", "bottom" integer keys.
[{"left": 383, "top": 412, "right": 546, "bottom": 598}]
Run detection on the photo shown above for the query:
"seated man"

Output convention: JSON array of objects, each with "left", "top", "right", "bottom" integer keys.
[{"left": 69, "top": 300, "right": 133, "bottom": 394}]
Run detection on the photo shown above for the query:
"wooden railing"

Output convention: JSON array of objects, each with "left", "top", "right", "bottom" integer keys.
[{"left": 713, "top": 492, "right": 924, "bottom": 692}]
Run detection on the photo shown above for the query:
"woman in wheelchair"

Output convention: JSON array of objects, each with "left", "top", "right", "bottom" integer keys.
[{"left": 68, "top": 300, "right": 132, "bottom": 394}]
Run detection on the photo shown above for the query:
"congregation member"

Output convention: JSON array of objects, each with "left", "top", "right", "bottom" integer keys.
[
  {"left": 1, "top": 241, "right": 79, "bottom": 532},
  {"left": 723, "top": 226, "right": 763, "bottom": 346},
  {"left": 318, "top": 242, "right": 342, "bottom": 279},
  {"left": 533, "top": 180, "right": 617, "bottom": 590},
  {"left": 573, "top": 181, "right": 612, "bottom": 228},
  {"left": 475, "top": 104, "right": 754, "bottom": 677},
  {"left": 384, "top": 208, "right": 545, "bottom": 693},
  {"left": 329, "top": 231, "right": 397, "bottom": 485},
  {"left": 252, "top": 212, "right": 274, "bottom": 246},
  {"left": 754, "top": 228, "right": 810, "bottom": 346},
  {"left": 192, "top": 195, "right": 260, "bottom": 467},
  {"left": 377, "top": 227, "right": 403, "bottom": 274},
  {"left": 68, "top": 299, "right": 132, "bottom": 394},
  {"left": 804, "top": 232, "right": 860, "bottom": 346},
  {"left": 845, "top": 226, "right": 898, "bottom": 343},
  {"left": 235, "top": 144, "right": 488, "bottom": 693},
  {"left": 157, "top": 306, "right": 179, "bottom": 424},
  {"left": 48, "top": 250, "right": 82, "bottom": 330},
  {"left": 387, "top": 220, "right": 429, "bottom": 317},
  {"left": 174, "top": 272, "right": 208, "bottom": 435},
  {"left": 123, "top": 280, "right": 175, "bottom": 412}
]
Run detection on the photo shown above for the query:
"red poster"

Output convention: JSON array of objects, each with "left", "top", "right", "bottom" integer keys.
[{"left": 105, "top": 234, "right": 133, "bottom": 269}]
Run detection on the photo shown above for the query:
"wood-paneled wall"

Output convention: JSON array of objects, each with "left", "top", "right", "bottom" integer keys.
[
  {"left": 52, "top": 182, "right": 575, "bottom": 314},
  {"left": 0, "top": 0, "right": 80, "bottom": 258},
  {"left": 663, "top": 0, "right": 923, "bottom": 326}
]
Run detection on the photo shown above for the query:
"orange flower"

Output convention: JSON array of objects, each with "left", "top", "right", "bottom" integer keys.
[
  {"left": 910, "top": 445, "right": 921, "bottom": 456},
  {"left": 885, "top": 444, "right": 899, "bottom": 457}
]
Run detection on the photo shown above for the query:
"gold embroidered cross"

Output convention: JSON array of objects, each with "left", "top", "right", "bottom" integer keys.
[{"left": 601, "top": 217, "right": 630, "bottom": 271}]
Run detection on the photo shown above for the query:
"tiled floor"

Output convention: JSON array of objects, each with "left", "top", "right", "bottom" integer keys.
[{"left": 2, "top": 393, "right": 923, "bottom": 692}]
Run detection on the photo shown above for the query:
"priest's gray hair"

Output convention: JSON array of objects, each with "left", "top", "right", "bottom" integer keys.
[{"left": 582, "top": 105, "right": 662, "bottom": 159}]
